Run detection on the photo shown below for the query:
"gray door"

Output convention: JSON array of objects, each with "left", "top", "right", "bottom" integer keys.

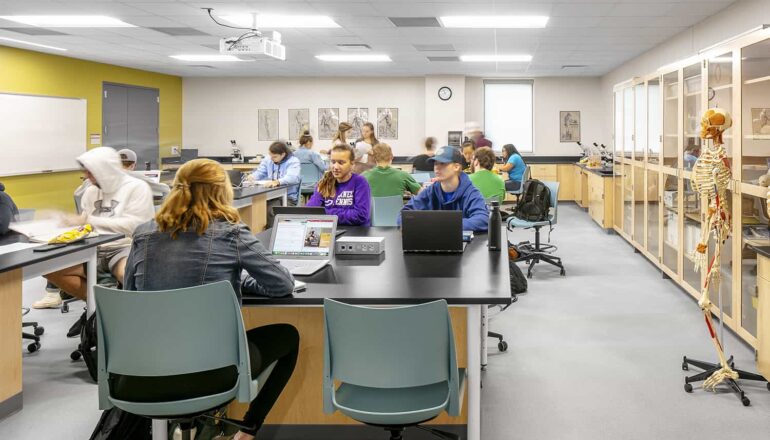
[{"left": 103, "top": 83, "right": 159, "bottom": 169}]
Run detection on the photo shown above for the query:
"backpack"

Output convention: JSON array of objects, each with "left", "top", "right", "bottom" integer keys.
[
  {"left": 514, "top": 179, "right": 552, "bottom": 222},
  {"left": 77, "top": 312, "right": 98, "bottom": 382},
  {"left": 89, "top": 407, "right": 151, "bottom": 440}
]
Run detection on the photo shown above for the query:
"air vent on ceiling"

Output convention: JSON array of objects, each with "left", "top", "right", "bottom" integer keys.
[
  {"left": 388, "top": 17, "right": 440, "bottom": 27},
  {"left": 414, "top": 43, "right": 454, "bottom": 52},
  {"left": 0, "top": 27, "right": 66, "bottom": 36},
  {"left": 562, "top": 65, "right": 588, "bottom": 69},
  {"left": 336, "top": 44, "right": 371, "bottom": 52},
  {"left": 427, "top": 56, "right": 460, "bottom": 62},
  {"left": 150, "top": 27, "right": 209, "bottom": 36}
]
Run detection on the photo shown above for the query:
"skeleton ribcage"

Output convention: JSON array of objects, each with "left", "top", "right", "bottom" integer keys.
[{"left": 692, "top": 145, "right": 731, "bottom": 199}]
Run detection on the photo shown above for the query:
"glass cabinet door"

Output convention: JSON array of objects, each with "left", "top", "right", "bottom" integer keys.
[
  {"left": 663, "top": 72, "right": 679, "bottom": 168},
  {"left": 614, "top": 162, "right": 623, "bottom": 230},
  {"left": 614, "top": 92, "right": 623, "bottom": 158},
  {"left": 708, "top": 191, "right": 733, "bottom": 318},
  {"left": 707, "top": 53, "right": 733, "bottom": 165},
  {"left": 648, "top": 78, "right": 662, "bottom": 165},
  {"left": 634, "top": 165, "right": 644, "bottom": 244},
  {"left": 623, "top": 166, "right": 633, "bottom": 236},
  {"left": 741, "top": 39, "right": 770, "bottom": 183},
  {"left": 647, "top": 169, "right": 660, "bottom": 258},
  {"left": 662, "top": 174, "right": 680, "bottom": 273},
  {"left": 740, "top": 193, "right": 769, "bottom": 338},
  {"left": 681, "top": 177, "right": 702, "bottom": 290},
  {"left": 624, "top": 87, "right": 634, "bottom": 160},
  {"left": 634, "top": 83, "right": 646, "bottom": 161},
  {"left": 683, "top": 63, "right": 702, "bottom": 171}
]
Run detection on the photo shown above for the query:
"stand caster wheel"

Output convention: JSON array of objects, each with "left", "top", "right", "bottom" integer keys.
[
  {"left": 70, "top": 350, "right": 82, "bottom": 361},
  {"left": 742, "top": 397, "right": 750, "bottom": 407},
  {"left": 61, "top": 303, "right": 69, "bottom": 313},
  {"left": 682, "top": 362, "right": 688, "bottom": 371},
  {"left": 34, "top": 326, "right": 44, "bottom": 336},
  {"left": 498, "top": 341, "right": 508, "bottom": 352},
  {"left": 27, "top": 342, "right": 40, "bottom": 353},
  {"left": 684, "top": 383, "right": 693, "bottom": 393}
]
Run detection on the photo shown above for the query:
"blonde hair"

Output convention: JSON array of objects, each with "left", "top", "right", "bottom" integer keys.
[
  {"left": 317, "top": 144, "right": 355, "bottom": 199},
  {"left": 332, "top": 122, "right": 353, "bottom": 144},
  {"left": 156, "top": 159, "right": 240, "bottom": 238},
  {"left": 371, "top": 142, "right": 393, "bottom": 163}
]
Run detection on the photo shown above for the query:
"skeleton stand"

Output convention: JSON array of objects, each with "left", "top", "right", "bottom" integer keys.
[{"left": 681, "top": 138, "right": 769, "bottom": 405}]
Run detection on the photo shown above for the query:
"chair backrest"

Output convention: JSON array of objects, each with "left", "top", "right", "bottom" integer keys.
[
  {"left": 323, "top": 299, "right": 461, "bottom": 414},
  {"left": 542, "top": 181, "right": 560, "bottom": 224},
  {"left": 371, "top": 195, "right": 404, "bottom": 227},
  {"left": 507, "top": 165, "right": 530, "bottom": 195},
  {"left": 300, "top": 162, "right": 322, "bottom": 187},
  {"left": 411, "top": 172, "right": 431, "bottom": 184},
  {"left": 484, "top": 195, "right": 502, "bottom": 205},
  {"left": 95, "top": 281, "right": 252, "bottom": 409}
]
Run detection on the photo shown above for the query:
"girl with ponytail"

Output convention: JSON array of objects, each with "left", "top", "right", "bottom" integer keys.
[{"left": 306, "top": 144, "right": 372, "bottom": 226}]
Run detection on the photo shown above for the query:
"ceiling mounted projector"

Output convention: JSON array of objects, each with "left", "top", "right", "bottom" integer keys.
[{"left": 204, "top": 7, "right": 286, "bottom": 61}]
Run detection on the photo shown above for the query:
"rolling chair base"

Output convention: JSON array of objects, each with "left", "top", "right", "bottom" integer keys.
[
  {"left": 514, "top": 225, "right": 566, "bottom": 278},
  {"left": 370, "top": 420, "right": 460, "bottom": 440},
  {"left": 22, "top": 314, "right": 44, "bottom": 353},
  {"left": 681, "top": 355, "right": 769, "bottom": 406}
]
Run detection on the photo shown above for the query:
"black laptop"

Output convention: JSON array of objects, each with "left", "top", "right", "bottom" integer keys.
[
  {"left": 272, "top": 206, "right": 326, "bottom": 216},
  {"left": 227, "top": 170, "right": 245, "bottom": 187},
  {"left": 401, "top": 210, "right": 465, "bottom": 253}
]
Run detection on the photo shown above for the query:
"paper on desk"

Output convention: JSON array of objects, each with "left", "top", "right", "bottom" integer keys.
[
  {"left": 0, "top": 242, "right": 42, "bottom": 256},
  {"left": 9, "top": 219, "right": 78, "bottom": 243}
]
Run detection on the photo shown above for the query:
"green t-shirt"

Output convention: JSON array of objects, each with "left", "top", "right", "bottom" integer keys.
[
  {"left": 469, "top": 169, "right": 506, "bottom": 202},
  {"left": 363, "top": 166, "right": 422, "bottom": 197}
]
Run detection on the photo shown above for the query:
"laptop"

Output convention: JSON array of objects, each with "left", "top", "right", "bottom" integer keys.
[
  {"left": 269, "top": 214, "right": 338, "bottom": 275},
  {"left": 227, "top": 170, "right": 245, "bottom": 187},
  {"left": 272, "top": 207, "right": 348, "bottom": 237},
  {"left": 402, "top": 210, "right": 465, "bottom": 253}
]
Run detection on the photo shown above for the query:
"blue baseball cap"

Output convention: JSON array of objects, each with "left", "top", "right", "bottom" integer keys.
[{"left": 427, "top": 145, "right": 464, "bottom": 164}]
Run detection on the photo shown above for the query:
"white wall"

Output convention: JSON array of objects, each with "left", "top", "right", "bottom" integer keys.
[
  {"left": 424, "top": 76, "right": 466, "bottom": 147},
  {"left": 465, "top": 77, "right": 605, "bottom": 156},
  {"left": 600, "top": 0, "right": 770, "bottom": 135},
  {"left": 183, "top": 77, "right": 425, "bottom": 157}
]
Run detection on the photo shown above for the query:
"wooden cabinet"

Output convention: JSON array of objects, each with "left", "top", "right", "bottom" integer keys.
[
  {"left": 574, "top": 165, "right": 584, "bottom": 207},
  {"left": 556, "top": 164, "right": 575, "bottom": 201},
  {"left": 758, "top": 255, "right": 770, "bottom": 380},
  {"left": 529, "top": 164, "right": 557, "bottom": 181},
  {"left": 587, "top": 172, "right": 614, "bottom": 230}
]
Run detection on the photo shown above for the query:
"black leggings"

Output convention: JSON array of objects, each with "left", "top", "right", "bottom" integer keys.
[{"left": 241, "top": 323, "right": 300, "bottom": 434}]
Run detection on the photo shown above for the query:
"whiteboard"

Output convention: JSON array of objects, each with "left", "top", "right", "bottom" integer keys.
[{"left": 0, "top": 93, "right": 87, "bottom": 176}]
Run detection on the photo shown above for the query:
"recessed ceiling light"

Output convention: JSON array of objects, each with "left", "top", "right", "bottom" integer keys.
[
  {"left": 0, "top": 36, "right": 66, "bottom": 51},
  {"left": 316, "top": 54, "right": 391, "bottom": 62},
  {"left": 460, "top": 55, "right": 532, "bottom": 62},
  {"left": 0, "top": 15, "right": 135, "bottom": 28},
  {"left": 170, "top": 54, "right": 249, "bottom": 62},
  {"left": 219, "top": 14, "right": 339, "bottom": 28},
  {"left": 439, "top": 16, "right": 549, "bottom": 28}
]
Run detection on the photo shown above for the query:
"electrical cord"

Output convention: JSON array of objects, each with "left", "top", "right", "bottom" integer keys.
[{"left": 202, "top": 7, "right": 254, "bottom": 31}]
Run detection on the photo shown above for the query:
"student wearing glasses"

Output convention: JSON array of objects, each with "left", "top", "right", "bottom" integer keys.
[{"left": 250, "top": 141, "right": 301, "bottom": 206}]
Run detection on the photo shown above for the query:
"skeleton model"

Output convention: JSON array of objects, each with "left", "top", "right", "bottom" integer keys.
[{"left": 688, "top": 108, "right": 735, "bottom": 390}]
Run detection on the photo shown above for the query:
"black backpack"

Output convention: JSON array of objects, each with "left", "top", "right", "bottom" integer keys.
[
  {"left": 73, "top": 311, "right": 98, "bottom": 382},
  {"left": 90, "top": 407, "right": 151, "bottom": 440},
  {"left": 514, "top": 179, "right": 552, "bottom": 222}
]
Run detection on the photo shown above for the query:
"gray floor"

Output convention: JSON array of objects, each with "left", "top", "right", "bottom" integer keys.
[{"left": 2, "top": 203, "right": 769, "bottom": 439}]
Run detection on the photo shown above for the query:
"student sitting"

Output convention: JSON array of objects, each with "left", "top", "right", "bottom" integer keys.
[
  {"left": 461, "top": 140, "right": 475, "bottom": 172},
  {"left": 411, "top": 137, "right": 437, "bottom": 172},
  {"left": 353, "top": 122, "right": 378, "bottom": 174},
  {"left": 33, "top": 147, "right": 154, "bottom": 305},
  {"left": 250, "top": 141, "right": 301, "bottom": 205},
  {"left": 363, "top": 143, "right": 422, "bottom": 197},
  {"left": 0, "top": 182, "right": 19, "bottom": 235},
  {"left": 501, "top": 143, "right": 526, "bottom": 191},
  {"left": 124, "top": 159, "right": 297, "bottom": 440},
  {"left": 306, "top": 144, "right": 371, "bottom": 226},
  {"left": 469, "top": 147, "right": 506, "bottom": 202},
  {"left": 401, "top": 146, "right": 489, "bottom": 232},
  {"left": 293, "top": 131, "right": 327, "bottom": 175}
]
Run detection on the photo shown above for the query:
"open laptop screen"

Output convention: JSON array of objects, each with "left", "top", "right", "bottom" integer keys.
[{"left": 272, "top": 217, "right": 335, "bottom": 257}]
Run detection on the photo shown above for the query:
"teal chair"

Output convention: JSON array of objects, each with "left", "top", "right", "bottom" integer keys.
[
  {"left": 371, "top": 195, "right": 404, "bottom": 227},
  {"left": 506, "top": 165, "right": 530, "bottom": 201},
  {"left": 95, "top": 281, "right": 277, "bottom": 437},
  {"left": 507, "top": 181, "right": 565, "bottom": 278},
  {"left": 323, "top": 299, "right": 465, "bottom": 440},
  {"left": 300, "top": 162, "right": 322, "bottom": 194}
]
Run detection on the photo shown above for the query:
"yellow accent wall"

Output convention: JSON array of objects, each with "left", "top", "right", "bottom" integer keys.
[{"left": 0, "top": 45, "right": 182, "bottom": 212}]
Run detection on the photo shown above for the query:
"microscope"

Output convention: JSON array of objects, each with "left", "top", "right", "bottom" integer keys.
[{"left": 230, "top": 140, "right": 243, "bottom": 163}]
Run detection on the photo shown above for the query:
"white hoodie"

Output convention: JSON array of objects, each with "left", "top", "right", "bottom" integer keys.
[{"left": 77, "top": 147, "right": 154, "bottom": 250}]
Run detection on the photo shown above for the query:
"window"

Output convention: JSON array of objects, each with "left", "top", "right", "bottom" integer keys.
[{"left": 484, "top": 80, "right": 533, "bottom": 153}]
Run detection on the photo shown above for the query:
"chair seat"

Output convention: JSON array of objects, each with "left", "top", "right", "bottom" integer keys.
[
  {"left": 508, "top": 216, "right": 553, "bottom": 229},
  {"left": 333, "top": 381, "right": 450, "bottom": 426}
]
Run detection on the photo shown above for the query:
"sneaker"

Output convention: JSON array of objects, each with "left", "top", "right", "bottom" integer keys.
[{"left": 31, "top": 287, "right": 63, "bottom": 309}]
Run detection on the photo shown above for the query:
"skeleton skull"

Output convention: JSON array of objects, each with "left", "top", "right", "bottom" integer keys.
[{"left": 700, "top": 108, "right": 733, "bottom": 141}]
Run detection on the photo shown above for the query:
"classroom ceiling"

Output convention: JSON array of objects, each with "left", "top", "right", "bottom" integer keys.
[{"left": 0, "top": 0, "right": 737, "bottom": 78}]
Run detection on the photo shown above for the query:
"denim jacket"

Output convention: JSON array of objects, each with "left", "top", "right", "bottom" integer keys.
[{"left": 124, "top": 219, "right": 294, "bottom": 300}]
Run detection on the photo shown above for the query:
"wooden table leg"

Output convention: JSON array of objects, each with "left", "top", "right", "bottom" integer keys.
[
  {"left": 0, "top": 269, "right": 23, "bottom": 419},
  {"left": 238, "top": 193, "right": 268, "bottom": 232}
]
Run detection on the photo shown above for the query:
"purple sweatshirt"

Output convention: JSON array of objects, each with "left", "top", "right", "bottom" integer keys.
[{"left": 306, "top": 173, "right": 371, "bottom": 226}]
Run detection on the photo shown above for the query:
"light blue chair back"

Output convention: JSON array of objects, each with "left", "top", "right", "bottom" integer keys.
[
  {"left": 300, "top": 162, "right": 322, "bottom": 191},
  {"left": 371, "top": 195, "right": 404, "bottom": 227},
  {"left": 323, "top": 299, "right": 463, "bottom": 416},
  {"left": 507, "top": 165, "right": 530, "bottom": 196},
  {"left": 411, "top": 172, "right": 431, "bottom": 184},
  {"left": 544, "top": 181, "right": 559, "bottom": 224},
  {"left": 95, "top": 281, "right": 262, "bottom": 416}
]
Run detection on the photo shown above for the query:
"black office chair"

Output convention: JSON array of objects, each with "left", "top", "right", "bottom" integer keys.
[{"left": 22, "top": 308, "right": 44, "bottom": 353}]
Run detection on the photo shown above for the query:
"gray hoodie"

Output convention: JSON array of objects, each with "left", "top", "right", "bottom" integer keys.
[{"left": 76, "top": 147, "right": 154, "bottom": 250}]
